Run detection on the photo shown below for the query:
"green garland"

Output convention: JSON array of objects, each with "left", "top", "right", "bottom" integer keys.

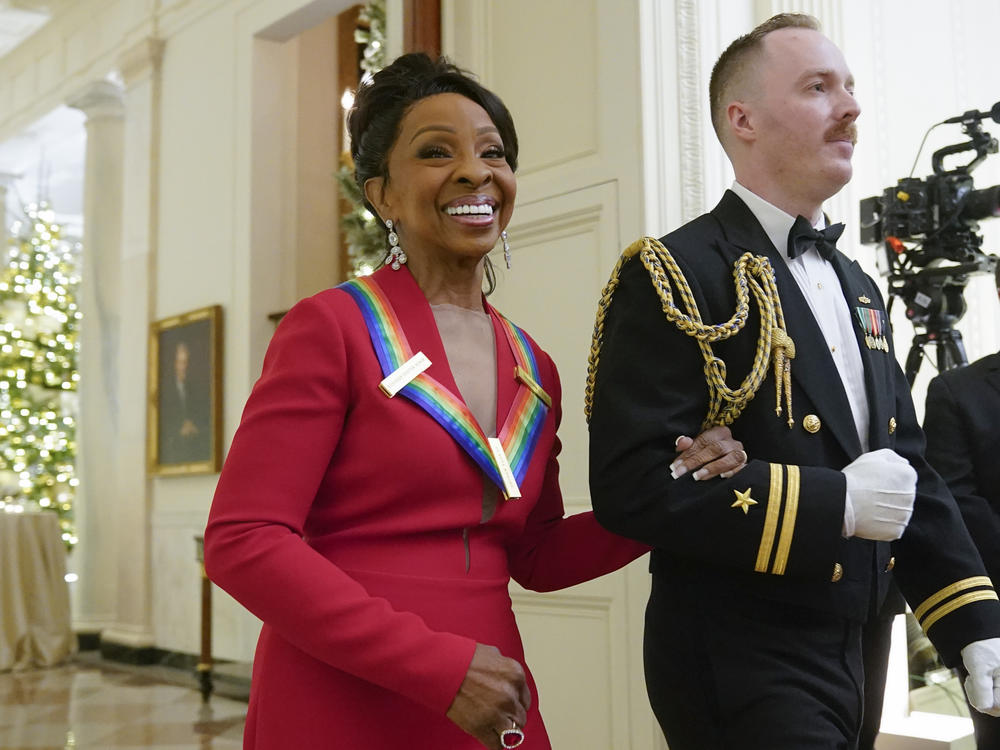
[
  {"left": 357, "top": 0, "right": 387, "bottom": 77},
  {"left": 337, "top": 0, "right": 388, "bottom": 277}
]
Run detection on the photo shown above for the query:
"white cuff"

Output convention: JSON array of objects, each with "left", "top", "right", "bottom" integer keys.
[{"left": 842, "top": 488, "right": 855, "bottom": 538}]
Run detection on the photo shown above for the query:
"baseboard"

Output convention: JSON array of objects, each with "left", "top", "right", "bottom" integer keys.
[
  {"left": 99, "top": 639, "right": 164, "bottom": 665},
  {"left": 81, "top": 635, "right": 251, "bottom": 702},
  {"left": 76, "top": 631, "right": 101, "bottom": 652}
]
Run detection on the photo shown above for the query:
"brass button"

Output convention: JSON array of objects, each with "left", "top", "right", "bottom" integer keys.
[
  {"left": 832, "top": 563, "right": 843, "bottom": 582},
  {"left": 803, "top": 414, "right": 822, "bottom": 433},
  {"left": 888, "top": 417, "right": 896, "bottom": 434},
  {"left": 885, "top": 556, "right": 895, "bottom": 572}
]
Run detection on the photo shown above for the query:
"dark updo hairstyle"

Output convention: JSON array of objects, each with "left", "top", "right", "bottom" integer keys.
[
  {"left": 348, "top": 52, "right": 519, "bottom": 224},
  {"left": 347, "top": 53, "right": 519, "bottom": 290}
]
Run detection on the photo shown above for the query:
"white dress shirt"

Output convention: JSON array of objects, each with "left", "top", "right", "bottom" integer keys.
[{"left": 730, "top": 182, "right": 870, "bottom": 451}]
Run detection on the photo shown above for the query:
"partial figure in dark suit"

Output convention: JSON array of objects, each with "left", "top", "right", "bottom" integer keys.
[
  {"left": 588, "top": 12, "right": 1000, "bottom": 750},
  {"left": 924, "top": 261, "right": 1000, "bottom": 748}
]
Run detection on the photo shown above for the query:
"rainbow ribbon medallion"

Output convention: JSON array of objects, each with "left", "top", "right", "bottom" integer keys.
[
  {"left": 341, "top": 276, "right": 550, "bottom": 499},
  {"left": 495, "top": 316, "right": 550, "bottom": 491}
]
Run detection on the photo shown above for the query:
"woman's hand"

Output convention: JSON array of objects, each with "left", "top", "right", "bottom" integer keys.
[
  {"left": 669, "top": 424, "right": 747, "bottom": 481},
  {"left": 447, "top": 643, "right": 530, "bottom": 749}
]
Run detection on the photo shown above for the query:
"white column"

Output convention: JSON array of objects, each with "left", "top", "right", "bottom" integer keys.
[
  {"left": 100, "top": 37, "right": 163, "bottom": 650},
  {"left": 66, "top": 78, "right": 125, "bottom": 637}
]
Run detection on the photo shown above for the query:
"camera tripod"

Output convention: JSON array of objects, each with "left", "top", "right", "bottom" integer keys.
[{"left": 903, "top": 327, "right": 969, "bottom": 386}]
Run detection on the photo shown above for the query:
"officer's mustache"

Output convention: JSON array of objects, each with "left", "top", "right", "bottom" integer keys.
[{"left": 826, "top": 122, "right": 858, "bottom": 146}]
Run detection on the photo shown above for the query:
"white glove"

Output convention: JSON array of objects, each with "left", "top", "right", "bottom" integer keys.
[
  {"left": 841, "top": 449, "right": 916, "bottom": 541},
  {"left": 962, "top": 638, "right": 1000, "bottom": 717}
]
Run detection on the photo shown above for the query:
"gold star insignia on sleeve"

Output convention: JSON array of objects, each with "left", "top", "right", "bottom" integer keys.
[{"left": 732, "top": 487, "right": 757, "bottom": 514}]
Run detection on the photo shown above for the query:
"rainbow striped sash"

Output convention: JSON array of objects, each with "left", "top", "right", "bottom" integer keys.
[{"left": 341, "top": 275, "right": 550, "bottom": 498}]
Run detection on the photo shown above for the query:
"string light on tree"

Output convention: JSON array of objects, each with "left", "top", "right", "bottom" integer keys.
[{"left": 0, "top": 202, "right": 81, "bottom": 550}]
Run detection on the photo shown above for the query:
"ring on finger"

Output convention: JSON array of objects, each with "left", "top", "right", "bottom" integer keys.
[{"left": 499, "top": 720, "right": 525, "bottom": 749}]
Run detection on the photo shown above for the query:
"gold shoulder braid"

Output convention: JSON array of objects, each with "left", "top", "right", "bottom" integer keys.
[{"left": 584, "top": 236, "right": 796, "bottom": 430}]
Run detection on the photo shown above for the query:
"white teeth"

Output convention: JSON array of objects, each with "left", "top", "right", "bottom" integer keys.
[{"left": 446, "top": 204, "right": 494, "bottom": 216}]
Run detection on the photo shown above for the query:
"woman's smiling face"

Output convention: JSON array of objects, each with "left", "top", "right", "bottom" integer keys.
[{"left": 364, "top": 92, "right": 517, "bottom": 267}]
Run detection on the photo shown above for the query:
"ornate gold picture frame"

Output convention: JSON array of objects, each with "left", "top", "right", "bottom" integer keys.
[{"left": 147, "top": 305, "right": 223, "bottom": 476}]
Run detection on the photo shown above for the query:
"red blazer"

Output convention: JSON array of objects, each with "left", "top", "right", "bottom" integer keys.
[{"left": 204, "top": 266, "right": 648, "bottom": 749}]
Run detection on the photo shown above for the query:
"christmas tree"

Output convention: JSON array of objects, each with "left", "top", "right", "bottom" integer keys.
[{"left": 0, "top": 202, "right": 81, "bottom": 550}]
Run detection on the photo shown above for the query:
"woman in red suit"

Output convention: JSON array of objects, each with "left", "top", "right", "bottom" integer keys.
[{"left": 204, "top": 53, "right": 746, "bottom": 750}]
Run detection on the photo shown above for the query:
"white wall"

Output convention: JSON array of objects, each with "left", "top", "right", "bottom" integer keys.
[
  {"left": 151, "top": 0, "right": 352, "bottom": 660},
  {"left": 840, "top": 0, "right": 1000, "bottom": 409},
  {"left": 644, "top": 1, "right": 1000, "bottom": 408},
  {"left": 443, "top": 1, "right": 661, "bottom": 746},
  {"left": 1, "top": 0, "right": 998, "bottom": 745},
  {"left": 0, "top": 0, "right": 353, "bottom": 660}
]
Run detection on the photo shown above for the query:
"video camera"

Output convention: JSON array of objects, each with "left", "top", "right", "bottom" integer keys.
[{"left": 859, "top": 102, "right": 1000, "bottom": 383}]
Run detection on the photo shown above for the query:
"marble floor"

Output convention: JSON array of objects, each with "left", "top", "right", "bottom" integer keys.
[{"left": 0, "top": 659, "right": 246, "bottom": 749}]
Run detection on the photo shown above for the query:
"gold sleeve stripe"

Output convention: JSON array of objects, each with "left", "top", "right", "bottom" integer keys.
[
  {"left": 914, "top": 576, "right": 994, "bottom": 622},
  {"left": 920, "top": 590, "right": 1000, "bottom": 633},
  {"left": 772, "top": 465, "right": 799, "bottom": 575},
  {"left": 755, "top": 463, "right": 783, "bottom": 573}
]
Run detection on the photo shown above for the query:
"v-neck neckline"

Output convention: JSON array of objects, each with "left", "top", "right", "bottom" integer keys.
[
  {"left": 429, "top": 301, "right": 498, "bottom": 436},
  {"left": 377, "top": 266, "right": 517, "bottom": 440}
]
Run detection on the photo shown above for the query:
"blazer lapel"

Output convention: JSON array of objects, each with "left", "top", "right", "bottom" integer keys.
[
  {"left": 486, "top": 303, "right": 518, "bottom": 437},
  {"left": 985, "top": 354, "right": 1000, "bottom": 399},
  {"left": 372, "top": 266, "right": 468, "bottom": 400},
  {"left": 711, "top": 192, "right": 863, "bottom": 458},
  {"left": 367, "top": 265, "right": 519, "bottom": 441}
]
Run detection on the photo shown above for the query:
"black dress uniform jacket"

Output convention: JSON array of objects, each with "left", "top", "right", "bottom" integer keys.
[
  {"left": 924, "top": 351, "right": 1000, "bottom": 747},
  {"left": 925, "top": 352, "right": 1000, "bottom": 585},
  {"left": 589, "top": 191, "right": 1000, "bottom": 744}
]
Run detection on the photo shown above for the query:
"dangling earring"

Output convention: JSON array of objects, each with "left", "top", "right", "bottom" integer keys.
[
  {"left": 386, "top": 219, "right": 407, "bottom": 270},
  {"left": 502, "top": 230, "right": 511, "bottom": 270}
]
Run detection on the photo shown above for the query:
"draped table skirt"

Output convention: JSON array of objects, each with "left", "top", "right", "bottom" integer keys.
[{"left": 0, "top": 512, "right": 76, "bottom": 671}]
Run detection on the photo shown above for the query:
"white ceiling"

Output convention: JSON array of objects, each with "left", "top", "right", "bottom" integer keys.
[
  {"left": 0, "top": 2, "right": 86, "bottom": 236},
  {"left": 0, "top": 1, "right": 58, "bottom": 60}
]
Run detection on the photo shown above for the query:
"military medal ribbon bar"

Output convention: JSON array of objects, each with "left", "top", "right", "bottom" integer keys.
[{"left": 855, "top": 306, "right": 889, "bottom": 352}]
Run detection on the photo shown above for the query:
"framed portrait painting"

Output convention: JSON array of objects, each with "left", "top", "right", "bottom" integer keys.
[{"left": 148, "top": 305, "right": 223, "bottom": 476}]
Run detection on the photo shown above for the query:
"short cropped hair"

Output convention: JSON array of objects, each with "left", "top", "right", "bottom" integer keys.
[{"left": 708, "top": 13, "right": 821, "bottom": 142}]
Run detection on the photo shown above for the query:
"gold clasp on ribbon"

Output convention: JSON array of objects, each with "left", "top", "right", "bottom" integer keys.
[{"left": 514, "top": 366, "right": 552, "bottom": 408}]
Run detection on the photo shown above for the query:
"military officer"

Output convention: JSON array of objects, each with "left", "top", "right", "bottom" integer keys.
[{"left": 588, "top": 13, "right": 1000, "bottom": 750}]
